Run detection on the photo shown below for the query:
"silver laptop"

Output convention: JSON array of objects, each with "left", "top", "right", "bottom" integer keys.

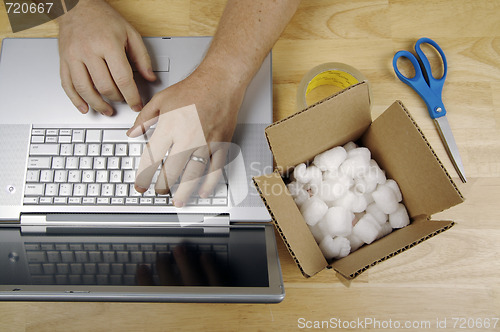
[{"left": 0, "top": 37, "right": 284, "bottom": 302}]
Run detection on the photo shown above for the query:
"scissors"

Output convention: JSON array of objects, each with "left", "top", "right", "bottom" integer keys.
[{"left": 393, "top": 37, "right": 466, "bottom": 183}]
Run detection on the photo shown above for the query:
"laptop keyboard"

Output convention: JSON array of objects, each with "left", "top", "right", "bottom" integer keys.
[
  {"left": 23, "top": 128, "right": 228, "bottom": 206},
  {"left": 25, "top": 241, "right": 229, "bottom": 285}
]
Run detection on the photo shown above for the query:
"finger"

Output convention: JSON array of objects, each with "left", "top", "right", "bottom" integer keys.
[
  {"left": 60, "top": 62, "right": 89, "bottom": 114},
  {"left": 86, "top": 58, "right": 124, "bottom": 102},
  {"left": 171, "top": 147, "right": 210, "bottom": 207},
  {"left": 173, "top": 245, "right": 204, "bottom": 286},
  {"left": 135, "top": 264, "right": 154, "bottom": 286},
  {"left": 134, "top": 123, "right": 173, "bottom": 193},
  {"left": 156, "top": 252, "right": 181, "bottom": 286},
  {"left": 198, "top": 144, "right": 229, "bottom": 198},
  {"left": 105, "top": 50, "right": 143, "bottom": 112},
  {"left": 70, "top": 61, "right": 113, "bottom": 116},
  {"left": 126, "top": 27, "right": 157, "bottom": 82},
  {"left": 154, "top": 144, "right": 194, "bottom": 198},
  {"left": 200, "top": 252, "right": 224, "bottom": 286},
  {"left": 126, "top": 98, "right": 161, "bottom": 137}
]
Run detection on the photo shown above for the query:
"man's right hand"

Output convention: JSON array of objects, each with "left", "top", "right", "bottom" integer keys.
[{"left": 58, "top": 0, "right": 156, "bottom": 116}]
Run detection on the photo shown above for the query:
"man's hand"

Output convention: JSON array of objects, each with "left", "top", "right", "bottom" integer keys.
[
  {"left": 127, "top": 65, "right": 246, "bottom": 207},
  {"left": 58, "top": 0, "right": 156, "bottom": 116}
]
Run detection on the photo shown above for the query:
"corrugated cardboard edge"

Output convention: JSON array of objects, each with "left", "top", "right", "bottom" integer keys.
[
  {"left": 390, "top": 101, "right": 463, "bottom": 201},
  {"left": 361, "top": 101, "right": 464, "bottom": 217},
  {"left": 330, "top": 217, "right": 455, "bottom": 279},
  {"left": 253, "top": 172, "right": 327, "bottom": 277}
]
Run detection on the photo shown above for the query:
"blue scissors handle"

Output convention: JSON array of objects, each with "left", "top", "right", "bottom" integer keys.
[{"left": 392, "top": 37, "right": 447, "bottom": 119}]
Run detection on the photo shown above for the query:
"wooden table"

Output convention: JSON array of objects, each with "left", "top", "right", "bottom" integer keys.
[{"left": 1, "top": 1, "right": 499, "bottom": 331}]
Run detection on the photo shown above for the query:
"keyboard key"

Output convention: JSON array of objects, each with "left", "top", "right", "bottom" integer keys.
[
  {"left": 56, "top": 263, "right": 70, "bottom": 274},
  {"left": 125, "top": 197, "right": 139, "bottom": 205},
  {"left": 45, "top": 184, "right": 59, "bottom": 196},
  {"left": 55, "top": 244, "right": 69, "bottom": 250},
  {"left": 23, "top": 197, "right": 39, "bottom": 204},
  {"left": 30, "top": 144, "right": 59, "bottom": 156},
  {"left": 86, "top": 130, "right": 102, "bottom": 143},
  {"left": 32, "top": 275, "right": 55, "bottom": 285},
  {"left": 82, "top": 197, "right": 96, "bottom": 204},
  {"left": 102, "top": 144, "right": 114, "bottom": 156},
  {"left": 121, "top": 157, "right": 134, "bottom": 169},
  {"left": 83, "top": 275, "right": 96, "bottom": 285},
  {"left": 110, "top": 170, "right": 122, "bottom": 183},
  {"left": 83, "top": 244, "right": 97, "bottom": 250},
  {"left": 59, "top": 183, "right": 73, "bottom": 196},
  {"left": 60, "top": 129, "right": 72, "bottom": 136},
  {"left": 54, "top": 170, "right": 68, "bottom": 182},
  {"left": 59, "top": 136, "right": 72, "bottom": 144},
  {"left": 25, "top": 243, "right": 41, "bottom": 250},
  {"left": 72, "top": 129, "right": 85, "bottom": 143},
  {"left": 60, "top": 143, "right": 73, "bottom": 155},
  {"left": 111, "top": 263, "right": 124, "bottom": 274},
  {"left": 46, "top": 136, "right": 58, "bottom": 143},
  {"left": 94, "top": 158, "right": 107, "bottom": 170},
  {"left": 212, "top": 198, "right": 228, "bottom": 205},
  {"left": 52, "top": 156, "right": 65, "bottom": 169},
  {"left": 88, "top": 144, "right": 100, "bottom": 156},
  {"left": 32, "top": 129, "right": 45, "bottom": 135},
  {"left": 46, "top": 129, "right": 58, "bottom": 135},
  {"left": 101, "top": 184, "right": 114, "bottom": 196},
  {"left": 46, "top": 251, "right": 61, "bottom": 262},
  {"left": 111, "top": 197, "right": 124, "bottom": 205},
  {"left": 87, "top": 184, "right": 100, "bottom": 196},
  {"left": 96, "top": 170, "right": 109, "bottom": 183},
  {"left": 115, "top": 184, "right": 128, "bottom": 197},
  {"left": 70, "top": 263, "right": 83, "bottom": 274},
  {"left": 115, "top": 144, "right": 128, "bottom": 156},
  {"left": 39, "top": 197, "right": 53, "bottom": 204},
  {"left": 103, "top": 129, "right": 147, "bottom": 143},
  {"left": 66, "top": 157, "right": 79, "bottom": 169},
  {"left": 79, "top": 157, "right": 93, "bottom": 169},
  {"left": 29, "top": 263, "right": 43, "bottom": 274},
  {"left": 54, "top": 197, "right": 68, "bottom": 204},
  {"left": 82, "top": 170, "right": 96, "bottom": 183},
  {"left": 26, "top": 170, "right": 40, "bottom": 182},
  {"left": 84, "top": 263, "right": 97, "bottom": 274},
  {"left": 74, "top": 144, "right": 87, "bottom": 156},
  {"left": 68, "top": 170, "right": 82, "bottom": 182},
  {"left": 31, "top": 136, "right": 45, "bottom": 143},
  {"left": 129, "top": 144, "right": 142, "bottom": 156},
  {"left": 124, "top": 170, "right": 136, "bottom": 183},
  {"left": 108, "top": 157, "right": 120, "bottom": 170},
  {"left": 25, "top": 184, "right": 44, "bottom": 196},
  {"left": 98, "top": 263, "right": 111, "bottom": 274},
  {"left": 140, "top": 198, "right": 153, "bottom": 205},
  {"left": 40, "top": 170, "right": 54, "bottom": 182},
  {"left": 26, "top": 251, "right": 46, "bottom": 263},
  {"left": 73, "top": 183, "right": 86, "bottom": 196},
  {"left": 55, "top": 275, "right": 69, "bottom": 285},
  {"left": 96, "top": 275, "right": 109, "bottom": 285},
  {"left": 68, "top": 197, "right": 82, "bottom": 204},
  {"left": 28, "top": 157, "right": 51, "bottom": 168},
  {"left": 97, "top": 197, "right": 110, "bottom": 204},
  {"left": 61, "top": 251, "right": 74, "bottom": 262},
  {"left": 88, "top": 251, "right": 101, "bottom": 262},
  {"left": 42, "top": 263, "right": 56, "bottom": 274}
]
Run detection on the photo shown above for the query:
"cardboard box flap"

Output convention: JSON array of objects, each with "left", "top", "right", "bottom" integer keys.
[
  {"left": 331, "top": 217, "right": 455, "bottom": 279},
  {"left": 265, "top": 82, "right": 372, "bottom": 175},
  {"left": 361, "top": 101, "right": 464, "bottom": 218},
  {"left": 253, "top": 171, "right": 327, "bottom": 277}
]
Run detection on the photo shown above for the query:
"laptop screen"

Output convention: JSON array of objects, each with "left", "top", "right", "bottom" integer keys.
[{"left": 1, "top": 226, "right": 269, "bottom": 288}]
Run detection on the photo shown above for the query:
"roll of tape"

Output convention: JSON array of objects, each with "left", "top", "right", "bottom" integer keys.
[{"left": 297, "top": 62, "right": 370, "bottom": 110}]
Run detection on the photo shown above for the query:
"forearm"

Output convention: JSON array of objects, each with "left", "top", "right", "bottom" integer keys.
[{"left": 199, "top": 0, "right": 301, "bottom": 88}]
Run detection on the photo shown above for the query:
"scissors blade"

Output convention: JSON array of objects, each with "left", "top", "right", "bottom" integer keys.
[{"left": 434, "top": 116, "right": 467, "bottom": 183}]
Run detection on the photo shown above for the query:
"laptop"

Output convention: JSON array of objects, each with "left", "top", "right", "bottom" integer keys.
[{"left": 0, "top": 37, "right": 284, "bottom": 302}]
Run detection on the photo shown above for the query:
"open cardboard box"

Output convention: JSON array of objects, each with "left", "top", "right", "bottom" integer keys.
[{"left": 253, "top": 82, "right": 464, "bottom": 279}]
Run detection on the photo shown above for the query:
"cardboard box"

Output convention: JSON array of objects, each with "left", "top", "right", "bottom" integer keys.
[{"left": 253, "top": 82, "right": 464, "bottom": 279}]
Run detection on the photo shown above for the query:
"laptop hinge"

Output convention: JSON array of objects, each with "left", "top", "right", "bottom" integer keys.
[{"left": 20, "top": 214, "right": 230, "bottom": 233}]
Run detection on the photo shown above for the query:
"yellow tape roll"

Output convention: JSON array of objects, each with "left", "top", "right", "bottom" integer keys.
[{"left": 297, "top": 62, "right": 371, "bottom": 110}]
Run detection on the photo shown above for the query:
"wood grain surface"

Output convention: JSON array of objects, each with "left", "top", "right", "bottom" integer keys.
[{"left": 0, "top": 1, "right": 499, "bottom": 331}]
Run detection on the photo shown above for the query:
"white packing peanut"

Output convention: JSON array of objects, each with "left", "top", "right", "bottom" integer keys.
[
  {"left": 347, "top": 147, "right": 371, "bottom": 164},
  {"left": 313, "top": 146, "right": 347, "bottom": 172},
  {"left": 343, "top": 141, "right": 358, "bottom": 152},
  {"left": 372, "top": 183, "right": 399, "bottom": 214},
  {"left": 318, "top": 206, "right": 353, "bottom": 237},
  {"left": 389, "top": 203, "right": 410, "bottom": 228},
  {"left": 366, "top": 202, "right": 388, "bottom": 225},
  {"left": 352, "top": 213, "right": 381, "bottom": 244},
  {"left": 347, "top": 233, "right": 365, "bottom": 252},
  {"left": 319, "top": 236, "right": 351, "bottom": 260},
  {"left": 385, "top": 179, "right": 403, "bottom": 202},
  {"left": 299, "top": 196, "right": 328, "bottom": 226},
  {"left": 376, "top": 221, "right": 393, "bottom": 240}
]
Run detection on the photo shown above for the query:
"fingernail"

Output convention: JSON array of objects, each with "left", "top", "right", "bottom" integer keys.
[
  {"left": 135, "top": 185, "right": 147, "bottom": 193},
  {"left": 78, "top": 105, "right": 88, "bottom": 114},
  {"left": 148, "top": 68, "right": 155, "bottom": 78},
  {"left": 173, "top": 200, "right": 184, "bottom": 208},
  {"left": 199, "top": 191, "right": 208, "bottom": 199},
  {"left": 132, "top": 103, "right": 143, "bottom": 112}
]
